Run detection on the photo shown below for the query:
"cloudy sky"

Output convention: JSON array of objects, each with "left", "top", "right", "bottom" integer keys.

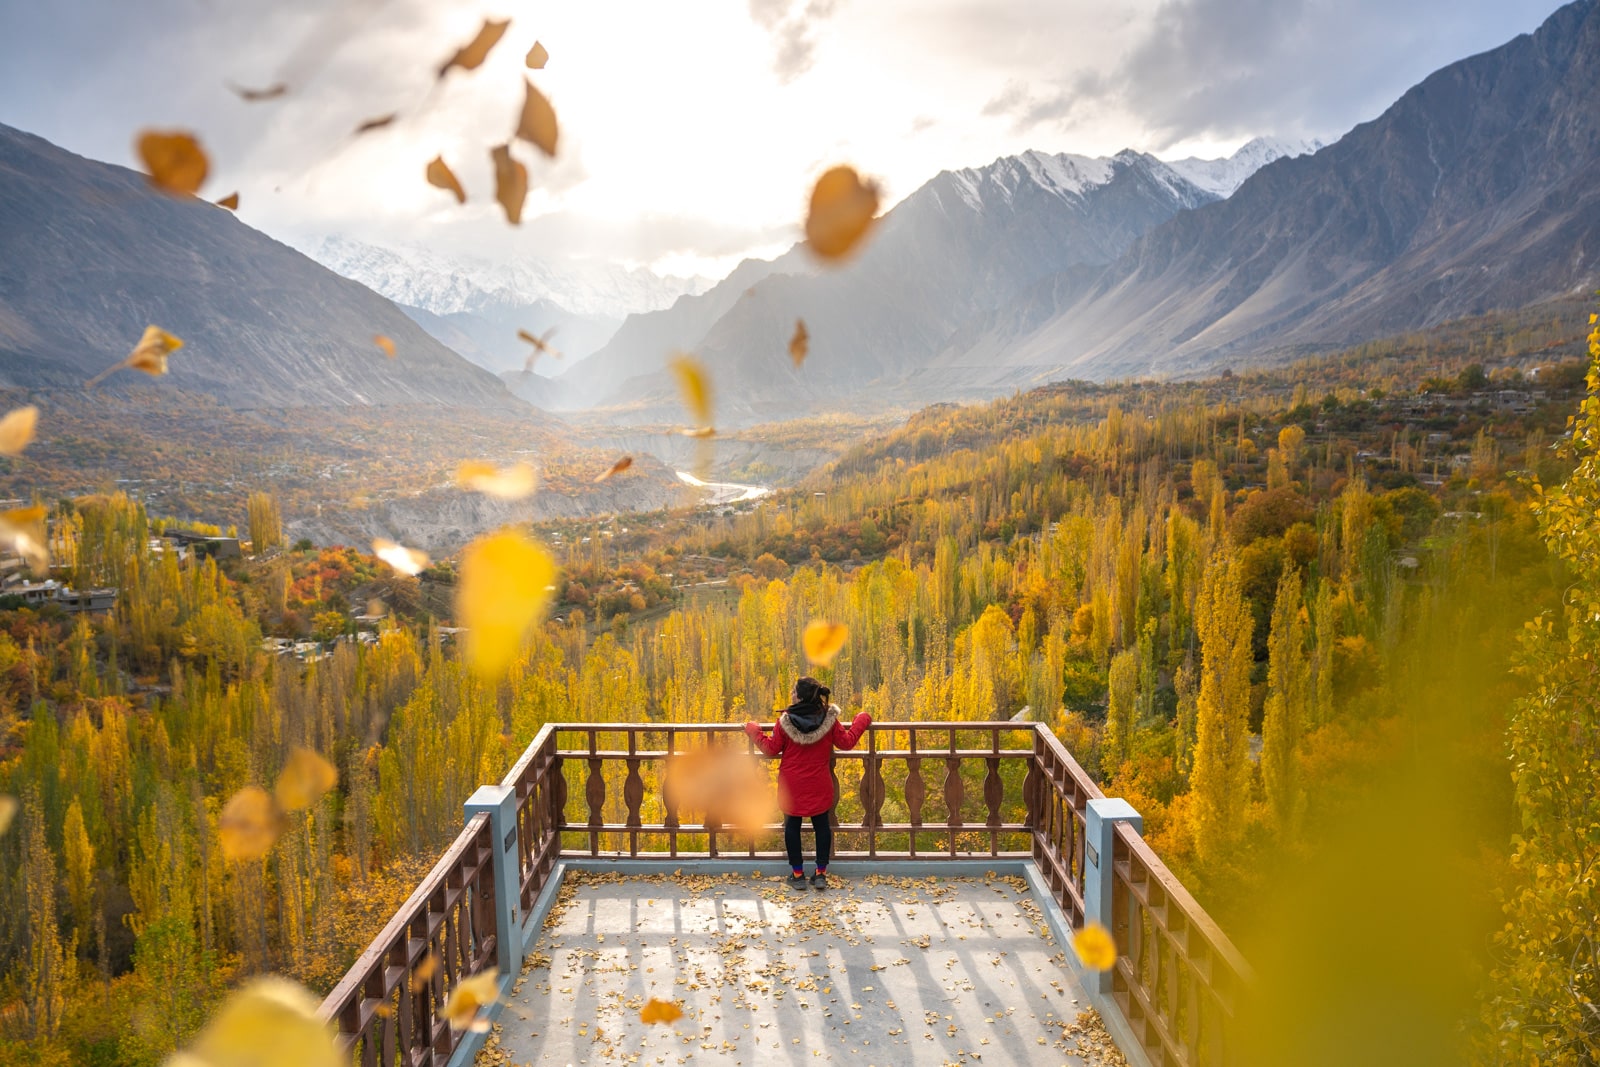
[{"left": 0, "top": 0, "right": 1566, "bottom": 279}]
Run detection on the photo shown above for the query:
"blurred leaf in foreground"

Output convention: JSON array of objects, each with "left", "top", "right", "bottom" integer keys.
[
  {"left": 442, "top": 969, "right": 500, "bottom": 1031},
  {"left": 491, "top": 143, "right": 528, "bottom": 224},
  {"left": 456, "top": 530, "right": 555, "bottom": 679},
  {"left": 87, "top": 325, "right": 183, "bottom": 388},
  {"left": 456, "top": 461, "right": 537, "bottom": 499},
  {"left": 515, "top": 79, "right": 558, "bottom": 157},
  {"left": 218, "top": 786, "right": 280, "bottom": 862},
  {"left": 438, "top": 18, "right": 510, "bottom": 78},
  {"left": 373, "top": 538, "right": 429, "bottom": 576},
  {"left": 426, "top": 156, "right": 466, "bottom": 203},
  {"left": 596, "top": 456, "right": 633, "bottom": 482},
  {"left": 0, "top": 406, "right": 38, "bottom": 455},
  {"left": 789, "top": 319, "right": 809, "bottom": 367},
  {"left": 274, "top": 747, "right": 337, "bottom": 813},
  {"left": 137, "top": 130, "right": 209, "bottom": 196},
  {"left": 802, "top": 620, "right": 848, "bottom": 667},
  {"left": 805, "top": 165, "right": 879, "bottom": 261},
  {"left": 173, "top": 975, "right": 340, "bottom": 1067},
  {"left": 525, "top": 41, "right": 549, "bottom": 69}
]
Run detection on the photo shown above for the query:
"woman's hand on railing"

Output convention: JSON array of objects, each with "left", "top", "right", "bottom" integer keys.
[
  {"left": 743, "top": 721, "right": 761, "bottom": 738},
  {"left": 852, "top": 712, "right": 871, "bottom": 729}
]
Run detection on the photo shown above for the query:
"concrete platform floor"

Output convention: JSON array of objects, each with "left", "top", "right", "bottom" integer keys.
[{"left": 475, "top": 868, "right": 1129, "bottom": 1067}]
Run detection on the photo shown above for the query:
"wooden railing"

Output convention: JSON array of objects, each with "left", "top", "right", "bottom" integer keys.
[
  {"left": 316, "top": 813, "right": 498, "bottom": 1065},
  {"left": 319, "top": 719, "right": 1249, "bottom": 1067},
  {"left": 1111, "top": 821, "right": 1254, "bottom": 1067}
]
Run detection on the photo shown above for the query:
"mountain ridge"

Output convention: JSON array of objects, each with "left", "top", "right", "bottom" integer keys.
[{"left": 0, "top": 124, "right": 524, "bottom": 411}]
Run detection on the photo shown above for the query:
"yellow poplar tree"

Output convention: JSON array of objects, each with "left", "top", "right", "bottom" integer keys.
[
  {"left": 1190, "top": 551, "right": 1254, "bottom": 866},
  {"left": 1260, "top": 566, "right": 1309, "bottom": 837}
]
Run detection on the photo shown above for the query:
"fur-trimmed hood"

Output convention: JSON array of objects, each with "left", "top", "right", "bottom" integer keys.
[{"left": 780, "top": 703, "right": 840, "bottom": 745}]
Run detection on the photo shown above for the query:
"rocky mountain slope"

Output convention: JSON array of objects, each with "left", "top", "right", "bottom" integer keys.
[
  {"left": 929, "top": 0, "right": 1600, "bottom": 387},
  {"left": 0, "top": 124, "right": 521, "bottom": 410},
  {"left": 561, "top": 145, "right": 1286, "bottom": 423}
]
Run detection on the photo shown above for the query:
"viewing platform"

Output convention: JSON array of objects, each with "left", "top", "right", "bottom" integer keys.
[{"left": 319, "top": 723, "right": 1251, "bottom": 1067}]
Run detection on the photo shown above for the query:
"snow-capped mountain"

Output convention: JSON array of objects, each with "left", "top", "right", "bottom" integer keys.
[
  {"left": 303, "top": 235, "right": 710, "bottom": 321},
  {"left": 562, "top": 143, "right": 1238, "bottom": 419},
  {"left": 1163, "top": 137, "right": 1326, "bottom": 198},
  {"left": 296, "top": 235, "right": 712, "bottom": 376}
]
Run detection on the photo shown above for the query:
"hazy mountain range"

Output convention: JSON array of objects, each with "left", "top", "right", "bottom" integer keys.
[
  {"left": 551, "top": 0, "right": 1599, "bottom": 423},
  {"left": 1, "top": 0, "right": 1595, "bottom": 435},
  {"left": 553, "top": 138, "right": 1318, "bottom": 422},
  {"left": 300, "top": 235, "right": 711, "bottom": 375}
]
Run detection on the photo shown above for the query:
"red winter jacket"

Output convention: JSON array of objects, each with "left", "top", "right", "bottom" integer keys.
[{"left": 747, "top": 705, "right": 871, "bottom": 817}]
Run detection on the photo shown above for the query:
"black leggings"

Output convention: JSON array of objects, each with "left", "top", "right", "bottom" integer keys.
[{"left": 784, "top": 812, "right": 833, "bottom": 870}]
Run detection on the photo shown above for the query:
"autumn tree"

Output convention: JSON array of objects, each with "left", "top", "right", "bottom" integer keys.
[
  {"left": 1483, "top": 311, "right": 1600, "bottom": 1058},
  {"left": 1101, "top": 647, "right": 1138, "bottom": 778},
  {"left": 247, "top": 490, "right": 283, "bottom": 553},
  {"left": 1260, "top": 566, "right": 1309, "bottom": 837},
  {"left": 1190, "top": 551, "right": 1254, "bottom": 866}
]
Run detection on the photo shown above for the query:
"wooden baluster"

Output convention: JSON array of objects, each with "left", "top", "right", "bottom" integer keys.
[
  {"left": 663, "top": 732, "right": 680, "bottom": 859},
  {"left": 905, "top": 730, "right": 925, "bottom": 857},
  {"left": 859, "top": 726, "right": 883, "bottom": 858},
  {"left": 551, "top": 753, "right": 567, "bottom": 831},
  {"left": 475, "top": 846, "right": 499, "bottom": 970},
  {"left": 942, "top": 730, "right": 963, "bottom": 857},
  {"left": 1024, "top": 734, "right": 1044, "bottom": 862},
  {"left": 624, "top": 732, "right": 644, "bottom": 856},
  {"left": 585, "top": 729, "right": 605, "bottom": 855},
  {"left": 983, "top": 727, "right": 1003, "bottom": 857}
]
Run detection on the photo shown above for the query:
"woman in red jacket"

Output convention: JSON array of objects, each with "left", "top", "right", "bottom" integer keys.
[{"left": 745, "top": 676, "right": 871, "bottom": 890}]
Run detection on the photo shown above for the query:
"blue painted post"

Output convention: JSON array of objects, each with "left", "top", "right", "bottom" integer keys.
[
  {"left": 1083, "top": 797, "right": 1142, "bottom": 994},
  {"left": 464, "top": 784, "right": 522, "bottom": 977}
]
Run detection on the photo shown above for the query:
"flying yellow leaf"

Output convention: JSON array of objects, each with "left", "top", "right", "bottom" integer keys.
[
  {"left": 136, "top": 130, "right": 209, "bottom": 196},
  {"left": 639, "top": 997, "right": 684, "bottom": 1026},
  {"left": 373, "top": 538, "right": 429, "bottom": 576},
  {"left": 229, "top": 82, "right": 288, "bottom": 102},
  {"left": 442, "top": 969, "right": 500, "bottom": 1031},
  {"left": 515, "top": 79, "right": 558, "bottom": 158},
  {"left": 182, "top": 976, "right": 340, "bottom": 1067},
  {"left": 596, "top": 456, "right": 633, "bottom": 482},
  {"left": 219, "top": 786, "right": 281, "bottom": 861},
  {"left": 0, "top": 795, "right": 16, "bottom": 837},
  {"left": 374, "top": 334, "right": 396, "bottom": 358},
  {"left": 1072, "top": 922, "right": 1117, "bottom": 972},
  {"left": 456, "top": 530, "right": 556, "bottom": 679},
  {"left": 491, "top": 143, "right": 528, "bottom": 224},
  {"left": 354, "top": 113, "right": 399, "bottom": 135},
  {"left": 789, "top": 319, "right": 809, "bottom": 367},
  {"left": 679, "top": 426, "right": 716, "bottom": 439},
  {"left": 127, "top": 326, "right": 183, "bottom": 376},
  {"left": 525, "top": 40, "right": 549, "bottom": 69},
  {"left": 517, "top": 327, "right": 562, "bottom": 370},
  {"left": 805, "top": 165, "right": 879, "bottom": 261},
  {"left": 456, "top": 461, "right": 537, "bottom": 500},
  {"left": 426, "top": 156, "right": 466, "bottom": 204},
  {"left": 216, "top": 192, "right": 240, "bottom": 210},
  {"left": 274, "top": 747, "right": 338, "bottom": 813},
  {"left": 412, "top": 953, "right": 440, "bottom": 983},
  {"left": 0, "top": 505, "right": 48, "bottom": 575},
  {"left": 669, "top": 353, "right": 713, "bottom": 432},
  {"left": 0, "top": 406, "right": 38, "bottom": 456},
  {"left": 439, "top": 18, "right": 510, "bottom": 78},
  {"left": 802, "top": 620, "right": 849, "bottom": 667}
]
